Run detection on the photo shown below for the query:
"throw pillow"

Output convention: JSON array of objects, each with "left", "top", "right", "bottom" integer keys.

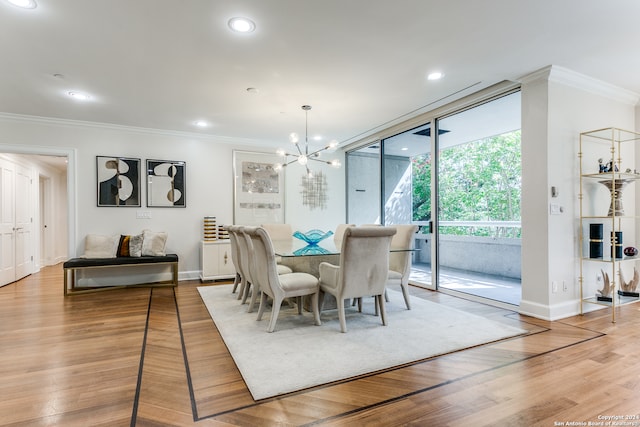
[
  {"left": 82, "top": 234, "right": 119, "bottom": 258},
  {"left": 129, "top": 234, "right": 143, "bottom": 257},
  {"left": 141, "top": 230, "right": 168, "bottom": 256},
  {"left": 116, "top": 234, "right": 144, "bottom": 257}
]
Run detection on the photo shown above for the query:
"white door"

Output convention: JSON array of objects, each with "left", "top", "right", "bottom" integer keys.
[
  {"left": 0, "top": 159, "right": 16, "bottom": 285},
  {"left": 14, "top": 163, "right": 33, "bottom": 280},
  {"left": 0, "top": 159, "right": 33, "bottom": 286}
]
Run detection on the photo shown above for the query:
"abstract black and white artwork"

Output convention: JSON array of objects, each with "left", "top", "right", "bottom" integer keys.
[
  {"left": 96, "top": 156, "right": 141, "bottom": 207},
  {"left": 146, "top": 159, "right": 186, "bottom": 207}
]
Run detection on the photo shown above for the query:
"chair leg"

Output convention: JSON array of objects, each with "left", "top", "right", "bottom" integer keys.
[
  {"left": 241, "top": 281, "right": 251, "bottom": 304},
  {"left": 318, "top": 289, "right": 326, "bottom": 313},
  {"left": 267, "top": 297, "right": 283, "bottom": 333},
  {"left": 257, "top": 292, "right": 269, "bottom": 321},
  {"left": 377, "top": 294, "right": 388, "bottom": 326},
  {"left": 337, "top": 297, "right": 347, "bottom": 333},
  {"left": 297, "top": 296, "right": 303, "bottom": 315},
  {"left": 237, "top": 277, "right": 248, "bottom": 300},
  {"left": 400, "top": 283, "right": 411, "bottom": 310},
  {"left": 231, "top": 273, "right": 241, "bottom": 293},
  {"left": 311, "top": 292, "right": 321, "bottom": 326},
  {"left": 247, "top": 284, "right": 260, "bottom": 313},
  {"left": 384, "top": 289, "right": 390, "bottom": 302}
]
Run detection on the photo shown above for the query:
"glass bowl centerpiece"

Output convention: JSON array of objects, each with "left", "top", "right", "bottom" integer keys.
[{"left": 293, "top": 229, "right": 334, "bottom": 246}]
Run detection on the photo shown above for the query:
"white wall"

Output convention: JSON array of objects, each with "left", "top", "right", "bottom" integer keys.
[
  {"left": 0, "top": 115, "right": 346, "bottom": 280},
  {"left": 519, "top": 66, "right": 638, "bottom": 320}
]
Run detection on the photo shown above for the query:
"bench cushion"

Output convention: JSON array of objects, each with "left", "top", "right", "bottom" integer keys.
[{"left": 64, "top": 254, "right": 178, "bottom": 269}]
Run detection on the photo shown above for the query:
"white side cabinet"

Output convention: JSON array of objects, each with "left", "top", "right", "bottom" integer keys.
[{"left": 200, "top": 240, "right": 236, "bottom": 281}]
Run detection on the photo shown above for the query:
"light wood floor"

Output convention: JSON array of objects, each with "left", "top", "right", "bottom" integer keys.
[{"left": 1, "top": 265, "right": 640, "bottom": 426}]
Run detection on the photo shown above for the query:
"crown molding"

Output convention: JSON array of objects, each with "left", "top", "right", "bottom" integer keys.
[
  {"left": 0, "top": 112, "right": 270, "bottom": 146},
  {"left": 519, "top": 65, "right": 640, "bottom": 106}
]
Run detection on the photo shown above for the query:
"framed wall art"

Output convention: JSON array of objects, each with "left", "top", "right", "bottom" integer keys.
[
  {"left": 96, "top": 156, "right": 141, "bottom": 207},
  {"left": 146, "top": 159, "right": 186, "bottom": 207},
  {"left": 233, "top": 150, "right": 285, "bottom": 225}
]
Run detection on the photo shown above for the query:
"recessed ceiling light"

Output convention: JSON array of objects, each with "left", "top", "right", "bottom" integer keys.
[
  {"left": 401, "top": 147, "right": 409, "bottom": 151},
  {"left": 194, "top": 120, "right": 208, "bottom": 128},
  {"left": 67, "top": 91, "right": 91, "bottom": 101},
  {"left": 427, "top": 72, "right": 444, "bottom": 81},
  {"left": 228, "top": 17, "right": 255, "bottom": 33},
  {"left": 7, "top": 0, "right": 37, "bottom": 9}
]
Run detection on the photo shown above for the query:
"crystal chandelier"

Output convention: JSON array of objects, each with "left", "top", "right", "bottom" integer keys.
[{"left": 275, "top": 105, "right": 341, "bottom": 176}]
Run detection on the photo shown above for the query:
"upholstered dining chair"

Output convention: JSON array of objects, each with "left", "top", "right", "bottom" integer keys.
[
  {"left": 236, "top": 226, "right": 293, "bottom": 310},
  {"left": 260, "top": 223, "right": 292, "bottom": 240},
  {"left": 244, "top": 226, "right": 321, "bottom": 333},
  {"left": 234, "top": 226, "right": 256, "bottom": 304},
  {"left": 333, "top": 223, "right": 355, "bottom": 242},
  {"left": 318, "top": 226, "right": 396, "bottom": 333},
  {"left": 387, "top": 224, "right": 419, "bottom": 309},
  {"left": 226, "top": 225, "right": 243, "bottom": 295}
]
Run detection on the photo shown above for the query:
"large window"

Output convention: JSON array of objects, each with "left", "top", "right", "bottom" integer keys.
[{"left": 346, "top": 90, "right": 521, "bottom": 305}]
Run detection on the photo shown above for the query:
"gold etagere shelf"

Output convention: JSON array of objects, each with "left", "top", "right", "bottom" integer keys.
[{"left": 578, "top": 127, "right": 640, "bottom": 322}]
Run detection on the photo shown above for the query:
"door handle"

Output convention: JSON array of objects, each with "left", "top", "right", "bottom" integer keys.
[{"left": 13, "top": 227, "right": 23, "bottom": 231}]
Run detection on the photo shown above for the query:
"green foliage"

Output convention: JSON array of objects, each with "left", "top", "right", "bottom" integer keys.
[{"left": 411, "top": 130, "right": 521, "bottom": 238}]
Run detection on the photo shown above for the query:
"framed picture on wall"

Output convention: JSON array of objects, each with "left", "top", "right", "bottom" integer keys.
[
  {"left": 146, "top": 159, "right": 186, "bottom": 207},
  {"left": 233, "top": 150, "right": 285, "bottom": 225},
  {"left": 96, "top": 156, "right": 141, "bottom": 207}
]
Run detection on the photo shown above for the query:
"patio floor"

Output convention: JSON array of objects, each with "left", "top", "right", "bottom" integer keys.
[{"left": 410, "top": 262, "right": 521, "bottom": 306}]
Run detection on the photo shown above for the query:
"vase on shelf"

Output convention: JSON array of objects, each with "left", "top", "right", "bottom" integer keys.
[{"left": 598, "top": 178, "right": 633, "bottom": 216}]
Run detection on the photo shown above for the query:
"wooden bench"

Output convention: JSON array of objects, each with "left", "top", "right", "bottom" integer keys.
[{"left": 63, "top": 254, "right": 179, "bottom": 296}]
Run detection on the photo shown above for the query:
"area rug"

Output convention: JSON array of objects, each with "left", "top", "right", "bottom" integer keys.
[{"left": 197, "top": 284, "right": 526, "bottom": 400}]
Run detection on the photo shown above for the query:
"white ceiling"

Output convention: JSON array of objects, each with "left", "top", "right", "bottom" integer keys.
[{"left": 1, "top": 0, "right": 639, "bottom": 152}]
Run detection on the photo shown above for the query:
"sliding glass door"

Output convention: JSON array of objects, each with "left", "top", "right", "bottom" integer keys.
[
  {"left": 381, "top": 123, "right": 433, "bottom": 288},
  {"left": 436, "top": 91, "right": 521, "bottom": 305}
]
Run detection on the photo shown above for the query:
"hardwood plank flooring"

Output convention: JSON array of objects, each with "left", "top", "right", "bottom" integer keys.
[{"left": 1, "top": 264, "right": 639, "bottom": 426}]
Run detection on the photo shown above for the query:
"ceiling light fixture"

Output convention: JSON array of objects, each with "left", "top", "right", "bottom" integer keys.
[
  {"left": 228, "top": 17, "right": 255, "bottom": 33},
  {"left": 67, "top": 91, "right": 91, "bottom": 101},
  {"left": 275, "top": 105, "right": 341, "bottom": 177},
  {"left": 427, "top": 71, "right": 444, "bottom": 81},
  {"left": 194, "top": 120, "right": 208, "bottom": 128},
  {"left": 7, "top": 0, "right": 37, "bottom": 9}
]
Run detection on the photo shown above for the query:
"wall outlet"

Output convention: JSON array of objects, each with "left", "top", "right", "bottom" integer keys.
[
  {"left": 563, "top": 280, "right": 568, "bottom": 291},
  {"left": 552, "top": 281, "right": 558, "bottom": 293}
]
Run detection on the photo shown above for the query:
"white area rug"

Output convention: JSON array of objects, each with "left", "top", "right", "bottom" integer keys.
[{"left": 197, "top": 284, "right": 526, "bottom": 400}]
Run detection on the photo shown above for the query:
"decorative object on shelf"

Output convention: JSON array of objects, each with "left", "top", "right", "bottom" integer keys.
[
  {"left": 275, "top": 105, "right": 341, "bottom": 177},
  {"left": 203, "top": 216, "right": 217, "bottom": 241},
  {"left": 589, "top": 223, "right": 603, "bottom": 258},
  {"left": 598, "top": 178, "right": 634, "bottom": 216},
  {"left": 597, "top": 269, "right": 613, "bottom": 302},
  {"left": 146, "top": 159, "right": 186, "bottom": 207},
  {"left": 301, "top": 170, "right": 328, "bottom": 210},
  {"left": 598, "top": 158, "right": 618, "bottom": 173},
  {"left": 611, "top": 231, "right": 623, "bottom": 259},
  {"left": 623, "top": 246, "right": 638, "bottom": 257},
  {"left": 619, "top": 267, "right": 640, "bottom": 297},
  {"left": 218, "top": 225, "right": 229, "bottom": 240},
  {"left": 293, "top": 229, "right": 334, "bottom": 246},
  {"left": 96, "top": 156, "right": 141, "bottom": 207}
]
